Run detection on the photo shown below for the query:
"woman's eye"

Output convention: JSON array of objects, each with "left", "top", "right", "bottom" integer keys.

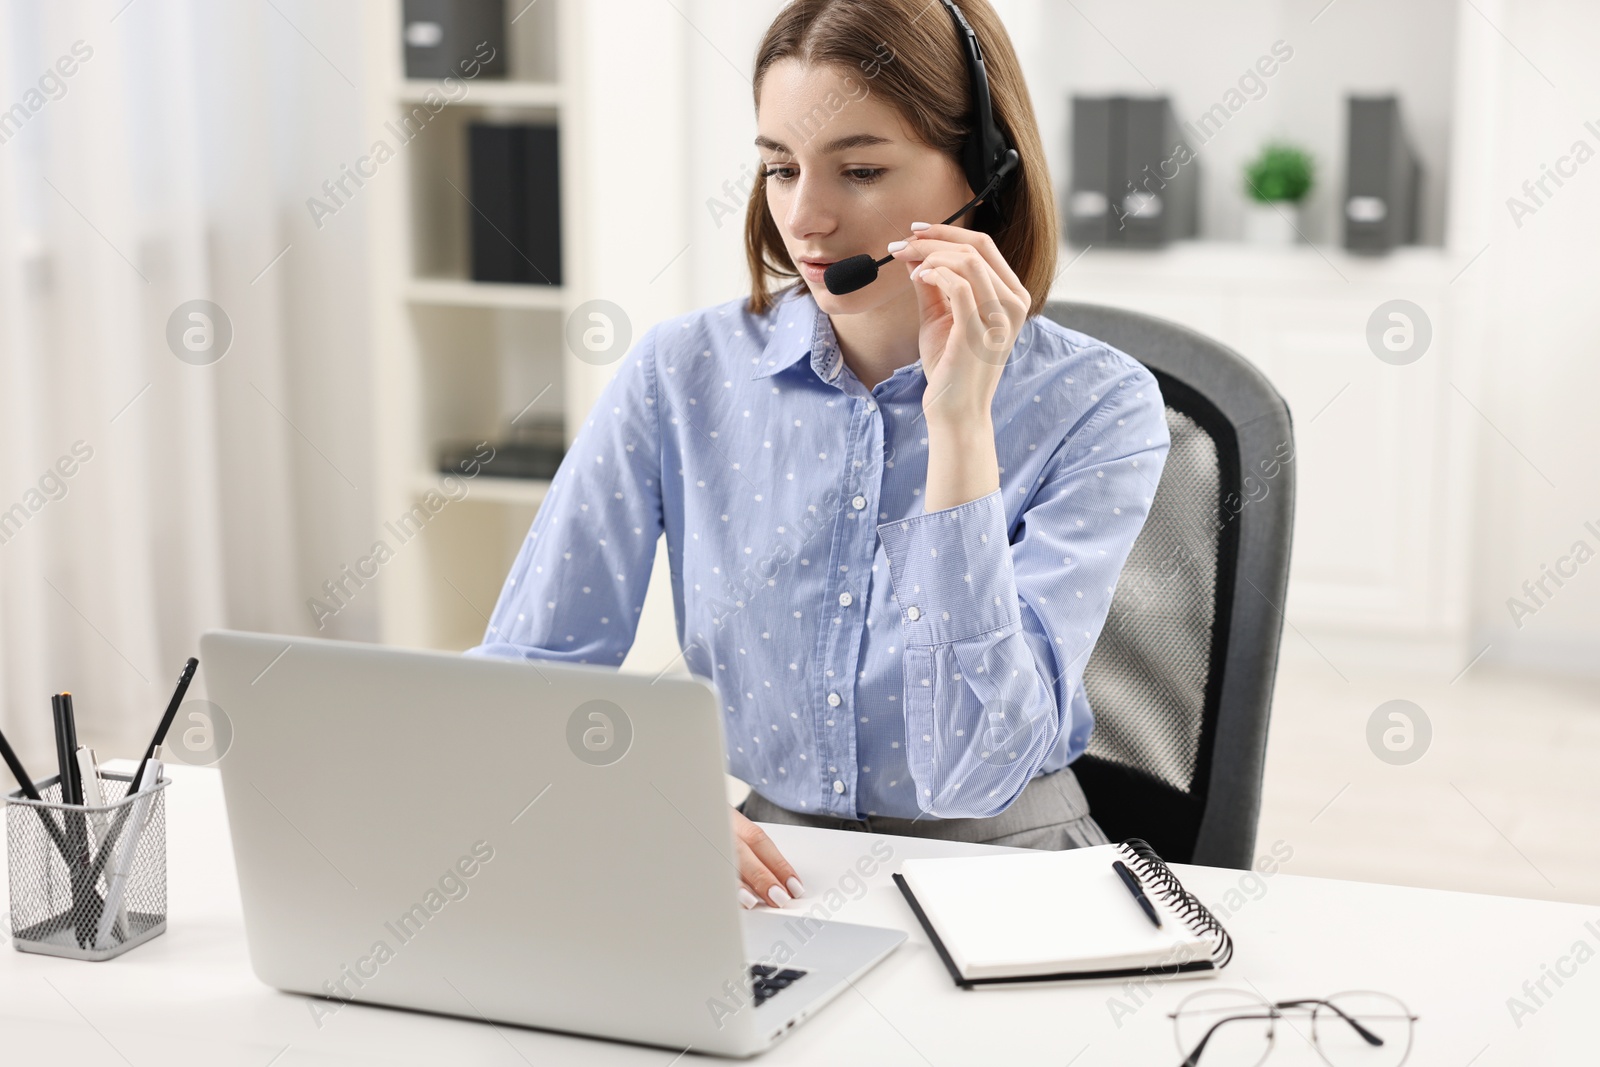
[{"left": 761, "top": 166, "right": 884, "bottom": 185}]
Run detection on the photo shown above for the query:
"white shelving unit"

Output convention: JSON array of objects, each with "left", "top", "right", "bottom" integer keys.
[
  {"left": 398, "top": 79, "right": 562, "bottom": 108},
  {"left": 404, "top": 277, "right": 567, "bottom": 310},
  {"left": 361, "top": 1, "right": 596, "bottom": 654}
]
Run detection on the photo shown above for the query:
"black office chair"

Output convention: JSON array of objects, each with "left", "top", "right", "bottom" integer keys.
[{"left": 1040, "top": 301, "right": 1295, "bottom": 870}]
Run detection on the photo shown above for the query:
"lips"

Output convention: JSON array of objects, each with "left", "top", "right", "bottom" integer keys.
[{"left": 798, "top": 257, "right": 837, "bottom": 268}]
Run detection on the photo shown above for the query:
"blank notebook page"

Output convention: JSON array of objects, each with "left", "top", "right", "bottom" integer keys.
[{"left": 900, "top": 844, "right": 1213, "bottom": 980}]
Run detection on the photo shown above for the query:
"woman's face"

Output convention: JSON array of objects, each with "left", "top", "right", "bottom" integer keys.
[{"left": 756, "top": 59, "right": 975, "bottom": 316}]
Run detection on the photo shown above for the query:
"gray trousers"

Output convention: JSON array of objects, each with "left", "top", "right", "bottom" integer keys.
[{"left": 737, "top": 764, "right": 1110, "bottom": 851}]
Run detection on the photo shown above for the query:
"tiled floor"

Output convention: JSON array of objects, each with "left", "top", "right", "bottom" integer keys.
[{"left": 1257, "top": 652, "right": 1600, "bottom": 905}]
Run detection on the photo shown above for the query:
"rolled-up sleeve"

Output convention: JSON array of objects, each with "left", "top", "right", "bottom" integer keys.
[
  {"left": 876, "top": 363, "right": 1170, "bottom": 818},
  {"left": 463, "top": 324, "right": 664, "bottom": 665}
]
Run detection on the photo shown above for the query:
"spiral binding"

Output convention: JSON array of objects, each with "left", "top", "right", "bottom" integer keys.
[{"left": 1118, "top": 837, "right": 1235, "bottom": 970}]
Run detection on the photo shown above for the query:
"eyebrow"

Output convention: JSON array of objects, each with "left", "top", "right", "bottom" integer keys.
[{"left": 754, "top": 132, "right": 895, "bottom": 155}]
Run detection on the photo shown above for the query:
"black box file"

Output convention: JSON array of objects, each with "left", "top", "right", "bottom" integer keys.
[{"left": 468, "top": 122, "right": 562, "bottom": 286}]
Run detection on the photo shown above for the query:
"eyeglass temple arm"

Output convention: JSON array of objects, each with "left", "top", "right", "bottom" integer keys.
[
  {"left": 1272, "top": 999, "right": 1384, "bottom": 1046},
  {"left": 1174, "top": 1012, "right": 1278, "bottom": 1067}
]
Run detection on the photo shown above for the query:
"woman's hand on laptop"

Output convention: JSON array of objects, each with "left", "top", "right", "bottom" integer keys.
[{"left": 731, "top": 806, "right": 805, "bottom": 909}]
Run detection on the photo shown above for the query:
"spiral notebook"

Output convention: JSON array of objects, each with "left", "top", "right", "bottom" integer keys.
[{"left": 893, "top": 838, "right": 1233, "bottom": 988}]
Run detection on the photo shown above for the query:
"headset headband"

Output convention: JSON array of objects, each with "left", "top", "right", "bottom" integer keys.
[{"left": 938, "top": 0, "right": 1017, "bottom": 227}]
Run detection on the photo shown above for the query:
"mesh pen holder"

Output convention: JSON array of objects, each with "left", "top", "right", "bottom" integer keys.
[{"left": 6, "top": 772, "right": 168, "bottom": 961}]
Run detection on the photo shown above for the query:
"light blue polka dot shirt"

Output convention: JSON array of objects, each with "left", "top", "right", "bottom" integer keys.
[{"left": 465, "top": 284, "right": 1171, "bottom": 821}]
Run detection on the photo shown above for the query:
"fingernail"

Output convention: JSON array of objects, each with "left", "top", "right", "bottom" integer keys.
[
  {"left": 767, "top": 885, "right": 792, "bottom": 908},
  {"left": 738, "top": 887, "right": 759, "bottom": 909},
  {"left": 911, "top": 266, "right": 925, "bottom": 280},
  {"left": 886, "top": 239, "right": 907, "bottom": 252},
  {"left": 786, "top": 876, "right": 805, "bottom": 899},
  {"left": 910, "top": 221, "right": 931, "bottom": 231}
]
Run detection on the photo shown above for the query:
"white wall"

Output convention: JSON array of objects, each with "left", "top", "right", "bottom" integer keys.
[
  {"left": 683, "top": 0, "right": 787, "bottom": 309},
  {"left": 575, "top": 0, "right": 693, "bottom": 674},
  {"left": 1470, "top": 0, "right": 1600, "bottom": 675}
]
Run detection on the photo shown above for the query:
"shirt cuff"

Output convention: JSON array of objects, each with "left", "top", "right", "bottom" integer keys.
[{"left": 875, "top": 487, "right": 1021, "bottom": 647}]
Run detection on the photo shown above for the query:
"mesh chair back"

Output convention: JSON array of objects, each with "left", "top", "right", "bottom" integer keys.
[{"left": 1041, "top": 302, "right": 1295, "bottom": 868}]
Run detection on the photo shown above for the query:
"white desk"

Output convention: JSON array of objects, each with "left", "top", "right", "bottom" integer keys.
[{"left": 1, "top": 765, "right": 1589, "bottom": 1065}]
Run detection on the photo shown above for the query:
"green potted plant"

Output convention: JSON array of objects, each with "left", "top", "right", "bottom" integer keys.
[{"left": 1241, "top": 141, "right": 1314, "bottom": 245}]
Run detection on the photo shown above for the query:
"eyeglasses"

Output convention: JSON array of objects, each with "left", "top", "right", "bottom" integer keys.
[{"left": 1169, "top": 988, "right": 1419, "bottom": 1067}]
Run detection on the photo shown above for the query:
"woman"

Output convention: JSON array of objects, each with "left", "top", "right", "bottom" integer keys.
[{"left": 465, "top": 0, "right": 1170, "bottom": 912}]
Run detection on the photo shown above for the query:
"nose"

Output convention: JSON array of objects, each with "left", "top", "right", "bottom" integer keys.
[{"left": 781, "top": 169, "right": 840, "bottom": 242}]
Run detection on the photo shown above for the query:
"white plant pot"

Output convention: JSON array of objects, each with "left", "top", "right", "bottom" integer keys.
[{"left": 1243, "top": 201, "right": 1301, "bottom": 245}]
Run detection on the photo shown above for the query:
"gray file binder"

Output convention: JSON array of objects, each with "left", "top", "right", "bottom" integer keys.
[
  {"left": 1119, "top": 97, "right": 1199, "bottom": 247},
  {"left": 1343, "top": 95, "right": 1421, "bottom": 254},
  {"left": 1066, "top": 96, "right": 1116, "bottom": 245},
  {"left": 1067, "top": 95, "right": 1198, "bottom": 248},
  {"left": 403, "top": 0, "right": 507, "bottom": 80}
]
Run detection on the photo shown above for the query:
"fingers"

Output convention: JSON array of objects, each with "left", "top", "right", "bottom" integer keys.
[
  {"left": 890, "top": 239, "right": 1028, "bottom": 328},
  {"left": 730, "top": 806, "right": 806, "bottom": 909},
  {"left": 896, "top": 222, "right": 1029, "bottom": 304},
  {"left": 735, "top": 836, "right": 791, "bottom": 908},
  {"left": 905, "top": 248, "right": 1003, "bottom": 321},
  {"left": 911, "top": 266, "right": 978, "bottom": 333}
]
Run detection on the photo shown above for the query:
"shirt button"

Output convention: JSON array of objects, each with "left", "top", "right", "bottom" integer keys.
[
  {"left": 867, "top": 402, "right": 877, "bottom": 412},
  {"left": 827, "top": 692, "right": 841, "bottom": 707},
  {"left": 833, "top": 780, "right": 845, "bottom": 794},
  {"left": 852, "top": 495, "right": 866, "bottom": 510},
  {"left": 838, "top": 592, "right": 853, "bottom": 607},
  {"left": 907, "top": 605, "right": 922, "bottom": 621}
]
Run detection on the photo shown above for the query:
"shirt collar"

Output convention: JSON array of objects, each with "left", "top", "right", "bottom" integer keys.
[
  {"left": 750, "top": 285, "right": 844, "bottom": 382},
  {"left": 748, "top": 284, "right": 946, "bottom": 389}
]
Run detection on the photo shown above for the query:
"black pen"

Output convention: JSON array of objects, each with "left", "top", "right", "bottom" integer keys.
[
  {"left": 52, "top": 693, "right": 81, "bottom": 804},
  {"left": 53, "top": 692, "right": 94, "bottom": 947},
  {"left": 1113, "top": 859, "right": 1163, "bottom": 929},
  {"left": 0, "top": 719, "right": 75, "bottom": 867},
  {"left": 0, "top": 721, "right": 43, "bottom": 801},
  {"left": 62, "top": 692, "right": 85, "bottom": 804},
  {"left": 130, "top": 656, "right": 198, "bottom": 793}
]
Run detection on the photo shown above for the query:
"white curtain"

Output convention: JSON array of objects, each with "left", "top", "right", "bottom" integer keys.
[{"left": 0, "top": 0, "right": 372, "bottom": 768}]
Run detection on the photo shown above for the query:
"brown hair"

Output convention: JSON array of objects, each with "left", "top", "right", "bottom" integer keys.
[{"left": 743, "top": 0, "right": 1057, "bottom": 317}]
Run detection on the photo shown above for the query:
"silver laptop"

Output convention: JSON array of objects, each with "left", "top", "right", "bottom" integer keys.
[{"left": 199, "top": 629, "right": 904, "bottom": 1057}]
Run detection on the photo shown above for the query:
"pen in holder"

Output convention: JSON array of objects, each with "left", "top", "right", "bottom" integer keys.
[{"left": 6, "top": 770, "right": 168, "bottom": 960}]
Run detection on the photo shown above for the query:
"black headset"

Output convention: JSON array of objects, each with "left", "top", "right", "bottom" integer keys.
[
  {"left": 823, "top": 0, "right": 1021, "bottom": 295},
  {"left": 939, "top": 0, "right": 1020, "bottom": 231}
]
